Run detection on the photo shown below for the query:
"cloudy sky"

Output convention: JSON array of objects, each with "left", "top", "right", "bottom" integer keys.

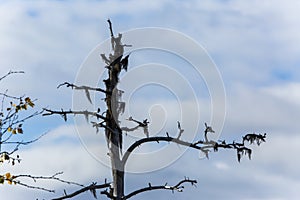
[{"left": 1, "top": 0, "right": 300, "bottom": 199}]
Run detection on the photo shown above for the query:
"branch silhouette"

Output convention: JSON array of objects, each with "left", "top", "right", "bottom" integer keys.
[
  {"left": 124, "top": 178, "right": 197, "bottom": 199},
  {"left": 0, "top": 172, "right": 84, "bottom": 193},
  {"left": 57, "top": 82, "right": 110, "bottom": 104},
  {"left": 126, "top": 116, "right": 149, "bottom": 138},
  {"left": 0, "top": 70, "right": 24, "bottom": 82},
  {"left": 43, "top": 108, "right": 107, "bottom": 122},
  {"left": 122, "top": 127, "right": 266, "bottom": 166},
  {"left": 51, "top": 182, "right": 111, "bottom": 200}
]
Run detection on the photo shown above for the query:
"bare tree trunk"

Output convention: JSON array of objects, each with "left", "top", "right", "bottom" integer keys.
[
  {"left": 105, "top": 110, "right": 124, "bottom": 199},
  {"left": 104, "top": 19, "right": 128, "bottom": 199},
  {"left": 0, "top": 130, "right": 2, "bottom": 152},
  {"left": 112, "top": 168, "right": 124, "bottom": 200},
  {"left": 105, "top": 53, "right": 125, "bottom": 199}
]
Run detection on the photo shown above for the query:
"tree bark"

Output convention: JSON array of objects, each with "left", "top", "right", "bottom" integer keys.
[
  {"left": 105, "top": 110, "right": 124, "bottom": 199},
  {"left": 104, "top": 20, "right": 127, "bottom": 199},
  {"left": 105, "top": 56, "right": 124, "bottom": 199}
]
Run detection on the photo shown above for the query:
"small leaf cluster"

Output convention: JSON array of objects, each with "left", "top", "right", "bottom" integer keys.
[
  {"left": 0, "top": 173, "right": 16, "bottom": 185},
  {"left": 7, "top": 97, "right": 35, "bottom": 113},
  {"left": 7, "top": 124, "right": 23, "bottom": 134},
  {"left": 0, "top": 152, "right": 20, "bottom": 165},
  {"left": 0, "top": 96, "right": 35, "bottom": 136}
]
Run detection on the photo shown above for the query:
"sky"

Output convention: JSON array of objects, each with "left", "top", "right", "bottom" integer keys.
[{"left": 0, "top": 0, "right": 300, "bottom": 199}]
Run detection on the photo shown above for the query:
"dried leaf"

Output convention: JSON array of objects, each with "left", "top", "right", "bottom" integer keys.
[
  {"left": 25, "top": 97, "right": 35, "bottom": 107},
  {"left": 62, "top": 114, "right": 67, "bottom": 122},
  {"left": 21, "top": 104, "right": 27, "bottom": 110},
  {"left": 28, "top": 101, "right": 35, "bottom": 107},
  {"left": 90, "top": 188, "right": 97, "bottom": 199},
  {"left": 121, "top": 54, "right": 130, "bottom": 71},
  {"left": 247, "top": 149, "right": 252, "bottom": 160},
  {"left": 85, "top": 88, "right": 92, "bottom": 104},
  {"left": 17, "top": 128, "right": 23, "bottom": 134},
  {"left": 4, "top": 153, "right": 9, "bottom": 160},
  {"left": 16, "top": 105, "right": 21, "bottom": 112},
  {"left": 143, "top": 127, "right": 149, "bottom": 138},
  {"left": 84, "top": 113, "right": 89, "bottom": 122},
  {"left": 237, "top": 150, "right": 242, "bottom": 162},
  {"left": 5, "top": 173, "right": 11, "bottom": 179}
]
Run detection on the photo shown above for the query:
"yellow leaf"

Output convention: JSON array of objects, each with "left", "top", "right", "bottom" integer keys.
[
  {"left": 21, "top": 104, "right": 27, "bottom": 110},
  {"left": 12, "top": 129, "right": 17, "bottom": 134},
  {"left": 25, "top": 97, "right": 35, "bottom": 107},
  {"left": 5, "top": 173, "right": 11, "bottom": 179},
  {"left": 7, "top": 127, "right": 12, "bottom": 132},
  {"left": 7, "top": 180, "right": 12, "bottom": 185},
  {"left": 28, "top": 101, "right": 35, "bottom": 108}
]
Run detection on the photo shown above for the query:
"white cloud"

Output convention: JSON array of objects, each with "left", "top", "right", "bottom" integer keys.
[
  {"left": 221, "top": 83, "right": 300, "bottom": 136},
  {"left": 214, "top": 161, "right": 230, "bottom": 170},
  {"left": 169, "top": 0, "right": 300, "bottom": 85},
  {"left": 263, "top": 82, "right": 300, "bottom": 106}
]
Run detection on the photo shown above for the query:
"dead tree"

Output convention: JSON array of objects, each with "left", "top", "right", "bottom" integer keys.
[{"left": 44, "top": 20, "right": 266, "bottom": 200}]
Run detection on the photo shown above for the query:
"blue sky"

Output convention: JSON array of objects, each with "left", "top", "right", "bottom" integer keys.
[{"left": 1, "top": 0, "right": 300, "bottom": 199}]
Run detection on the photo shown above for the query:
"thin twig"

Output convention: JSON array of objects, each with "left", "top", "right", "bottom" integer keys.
[
  {"left": 57, "top": 82, "right": 109, "bottom": 94},
  {"left": 14, "top": 172, "right": 84, "bottom": 187},
  {"left": 51, "top": 182, "right": 111, "bottom": 200},
  {"left": 0, "top": 92, "right": 23, "bottom": 100},
  {"left": 107, "top": 19, "right": 114, "bottom": 37},
  {"left": 3, "top": 172, "right": 84, "bottom": 193},
  {"left": 42, "top": 108, "right": 107, "bottom": 121},
  {"left": 0, "top": 70, "right": 24, "bottom": 82},
  {"left": 124, "top": 179, "right": 197, "bottom": 199}
]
